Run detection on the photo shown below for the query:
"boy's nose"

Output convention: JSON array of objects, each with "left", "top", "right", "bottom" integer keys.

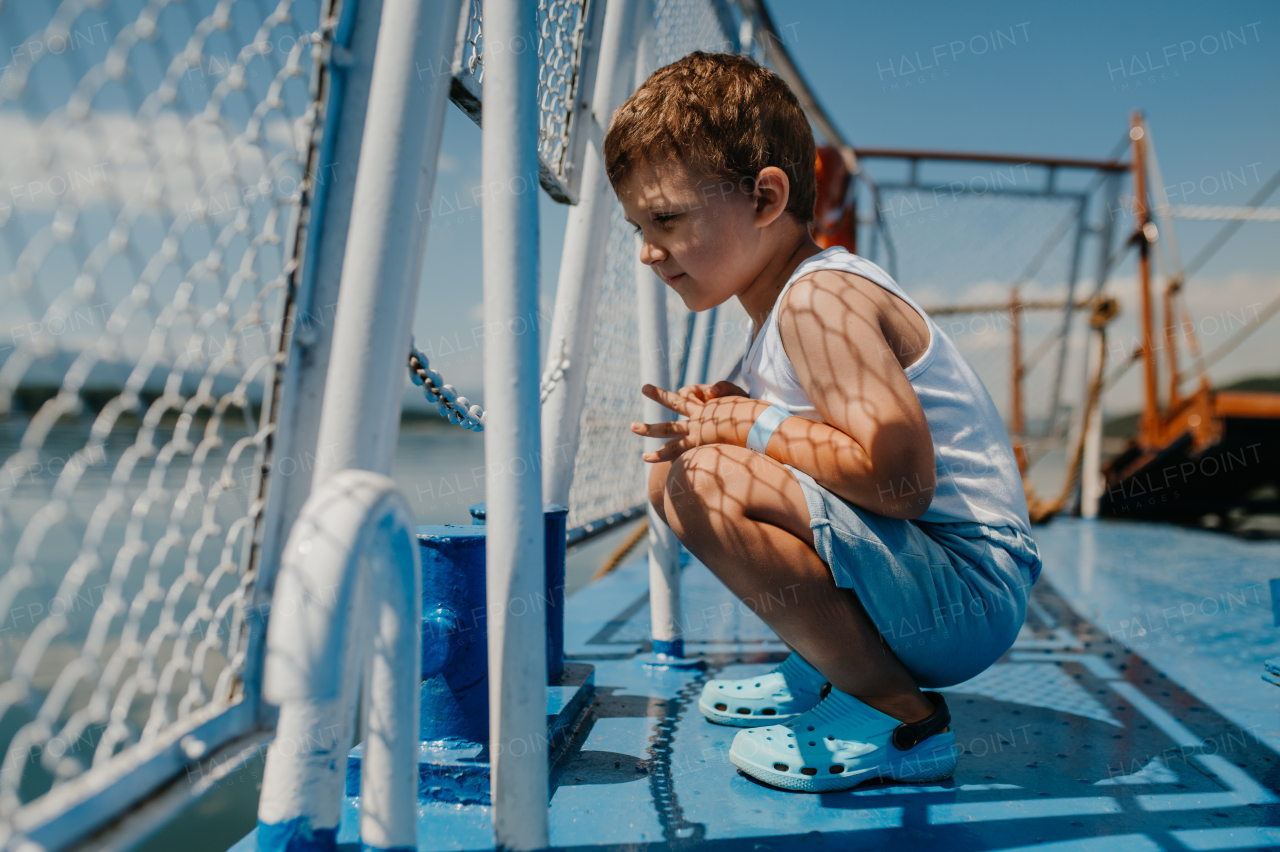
[{"left": 639, "top": 239, "right": 667, "bottom": 266}]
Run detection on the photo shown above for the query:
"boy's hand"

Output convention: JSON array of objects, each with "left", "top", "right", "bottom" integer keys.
[
  {"left": 630, "top": 383, "right": 764, "bottom": 463},
  {"left": 674, "top": 380, "right": 748, "bottom": 405}
]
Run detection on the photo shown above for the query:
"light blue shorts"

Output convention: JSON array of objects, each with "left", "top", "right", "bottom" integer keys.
[{"left": 787, "top": 466, "right": 1041, "bottom": 689}]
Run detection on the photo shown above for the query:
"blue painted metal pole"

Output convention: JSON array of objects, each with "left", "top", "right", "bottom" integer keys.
[
  {"left": 479, "top": 0, "right": 548, "bottom": 845},
  {"left": 543, "top": 505, "right": 568, "bottom": 682}
]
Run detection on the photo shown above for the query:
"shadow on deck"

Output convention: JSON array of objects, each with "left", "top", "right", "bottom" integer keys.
[{"left": 245, "top": 518, "right": 1280, "bottom": 851}]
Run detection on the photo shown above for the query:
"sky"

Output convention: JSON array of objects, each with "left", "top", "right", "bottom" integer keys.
[
  {"left": 0, "top": 0, "right": 1274, "bottom": 421},
  {"left": 412, "top": 0, "right": 1280, "bottom": 419}
]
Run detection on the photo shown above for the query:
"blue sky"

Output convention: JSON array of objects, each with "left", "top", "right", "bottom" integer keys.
[{"left": 412, "top": 0, "right": 1279, "bottom": 406}]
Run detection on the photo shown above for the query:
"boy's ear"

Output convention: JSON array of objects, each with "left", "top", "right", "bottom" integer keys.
[{"left": 753, "top": 166, "right": 791, "bottom": 227}]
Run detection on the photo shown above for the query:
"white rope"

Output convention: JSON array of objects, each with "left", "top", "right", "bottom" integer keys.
[
  {"left": 1167, "top": 204, "right": 1280, "bottom": 222},
  {"left": 408, "top": 338, "right": 487, "bottom": 431},
  {"left": 1132, "top": 195, "right": 1280, "bottom": 222}
]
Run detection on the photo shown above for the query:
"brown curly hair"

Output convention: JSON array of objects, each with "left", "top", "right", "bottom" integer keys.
[{"left": 603, "top": 51, "right": 817, "bottom": 222}]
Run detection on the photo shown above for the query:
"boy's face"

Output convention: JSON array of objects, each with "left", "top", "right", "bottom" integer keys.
[{"left": 618, "top": 160, "right": 765, "bottom": 312}]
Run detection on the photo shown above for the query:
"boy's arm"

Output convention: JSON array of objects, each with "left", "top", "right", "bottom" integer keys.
[
  {"left": 770, "top": 270, "right": 937, "bottom": 519},
  {"left": 632, "top": 271, "right": 935, "bottom": 520}
]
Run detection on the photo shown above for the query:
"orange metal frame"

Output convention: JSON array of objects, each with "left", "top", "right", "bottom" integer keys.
[
  {"left": 825, "top": 131, "right": 1279, "bottom": 486},
  {"left": 1119, "top": 110, "right": 1280, "bottom": 475}
]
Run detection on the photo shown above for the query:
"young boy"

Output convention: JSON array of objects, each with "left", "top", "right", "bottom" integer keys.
[{"left": 605, "top": 52, "right": 1041, "bottom": 793}]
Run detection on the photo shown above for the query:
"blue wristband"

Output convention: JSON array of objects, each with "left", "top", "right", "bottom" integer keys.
[{"left": 746, "top": 403, "right": 791, "bottom": 454}]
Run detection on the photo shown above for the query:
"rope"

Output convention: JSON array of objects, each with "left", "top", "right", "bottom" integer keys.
[
  {"left": 591, "top": 518, "right": 649, "bottom": 582},
  {"left": 1184, "top": 165, "right": 1280, "bottom": 279},
  {"left": 1170, "top": 204, "right": 1280, "bottom": 222},
  {"left": 408, "top": 338, "right": 486, "bottom": 431},
  {"left": 1027, "top": 297, "right": 1118, "bottom": 523},
  {"left": 1199, "top": 290, "right": 1280, "bottom": 372}
]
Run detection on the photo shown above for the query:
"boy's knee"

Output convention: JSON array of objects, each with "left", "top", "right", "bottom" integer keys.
[{"left": 667, "top": 444, "right": 730, "bottom": 505}]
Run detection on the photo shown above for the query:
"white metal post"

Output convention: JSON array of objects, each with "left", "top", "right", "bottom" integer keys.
[
  {"left": 682, "top": 307, "right": 717, "bottom": 387},
  {"left": 1081, "top": 328, "right": 1106, "bottom": 520},
  {"left": 637, "top": 251, "right": 686, "bottom": 660},
  {"left": 257, "top": 0, "right": 458, "bottom": 846},
  {"left": 311, "top": 0, "right": 464, "bottom": 487},
  {"left": 541, "top": 0, "right": 642, "bottom": 505},
  {"left": 628, "top": 3, "right": 688, "bottom": 664},
  {"left": 1079, "top": 172, "right": 1120, "bottom": 518},
  {"left": 246, "top": 0, "right": 385, "bottom": 715},
  {"left": 481, "top": 0, "right": 549, "bottom": 848}
]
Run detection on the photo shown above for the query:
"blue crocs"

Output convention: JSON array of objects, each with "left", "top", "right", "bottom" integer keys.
[
  {"left": 698, "top": 652, "right": 828, "bottom": 727},
  {"left": 728, "top": 689, "right": 956, "bottom": 792}
]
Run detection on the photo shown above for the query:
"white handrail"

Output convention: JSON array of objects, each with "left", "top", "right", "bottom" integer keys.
[{"left": 259, "top": 470, "right": 421, "bottom": 851}]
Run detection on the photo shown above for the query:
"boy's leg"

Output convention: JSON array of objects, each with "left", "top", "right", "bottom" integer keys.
[
  {"left": 647, "top": 460, "right": 672, "bottom": 526},
  {"left": 660, "top": 443, "right": 934, "bottom": 725}
]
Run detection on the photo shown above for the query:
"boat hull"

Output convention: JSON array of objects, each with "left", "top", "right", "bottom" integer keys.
[{"left": 1099, "top": 415, "right": 1280, "bottom": 525}]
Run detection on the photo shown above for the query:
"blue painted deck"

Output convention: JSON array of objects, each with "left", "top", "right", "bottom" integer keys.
[{"left": 233, "top": 518, "right": 1280, "bottom": 851}]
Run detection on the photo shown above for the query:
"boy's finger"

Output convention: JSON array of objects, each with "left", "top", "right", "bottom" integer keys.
[
  {"left": 630, "top": 420, "right": 687, "bottom": 438},
  {"left": 658, "top": 437, "right": 690, "bottom": 461},
  {"left": 642, "top": 437, "right": 689, "bottom": 463},
  {"left": 708, "top": 381, "right": 748, "bottom": 398},
  {"left": 642, "top": 383, "right": 687, "bottom": 414}
]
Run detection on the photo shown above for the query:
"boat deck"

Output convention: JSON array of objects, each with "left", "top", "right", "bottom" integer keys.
[{"left": 234, "top": 518, "right": 1280, "bottom": 851}]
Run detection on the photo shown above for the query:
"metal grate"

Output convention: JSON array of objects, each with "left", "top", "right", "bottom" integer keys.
[
  {"left": 451, "top": 0, "right": 594, "bottom": 202},
  {"left": 0, "top": 0, "right": 330, "bottom": 828},
  {"left": 536, "top": 0, "right": 591, "bottom": 187}
]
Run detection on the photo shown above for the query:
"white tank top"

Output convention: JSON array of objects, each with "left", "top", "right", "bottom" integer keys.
[{"left": 727, "top": 247, "right": 1032, "bottom": 535}]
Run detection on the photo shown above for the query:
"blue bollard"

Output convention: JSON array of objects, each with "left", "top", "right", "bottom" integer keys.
[
  {"left": 417, "top": 505, "right": 568, "bottom": 743},
  {"left": 468, "top": 502, "right": 568, "bottom": 683},
  {"left": 416, "top": 525, "right": 489, "bottom": 743},
  {"left": 355, "top": 516, "right": 592, "bottom": 803}
]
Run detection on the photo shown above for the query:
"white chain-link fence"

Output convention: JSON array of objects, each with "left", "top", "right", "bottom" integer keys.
[
  {"left": 563, "top": 0, "right": 742, "bottom": 530},
  {"left": 0, "top": 0, "right": 333, "bottom": 833}
]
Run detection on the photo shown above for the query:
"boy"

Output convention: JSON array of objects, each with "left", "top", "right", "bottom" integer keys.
[{"left": 605, "top": 52, "right": 1041, "bottom": 793}]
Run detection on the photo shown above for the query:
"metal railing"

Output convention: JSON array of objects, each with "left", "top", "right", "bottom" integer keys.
[{"left": 259, "top": 470, "right": 421, "bottom": 851}]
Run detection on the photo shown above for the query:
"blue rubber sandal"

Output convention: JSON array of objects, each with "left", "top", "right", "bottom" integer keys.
[
  {"left": 728, "top": 689, "right": 956, "bottom": 792},
  {"left": 698, "top": 652, "right": 828, "bottom": 727}
]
